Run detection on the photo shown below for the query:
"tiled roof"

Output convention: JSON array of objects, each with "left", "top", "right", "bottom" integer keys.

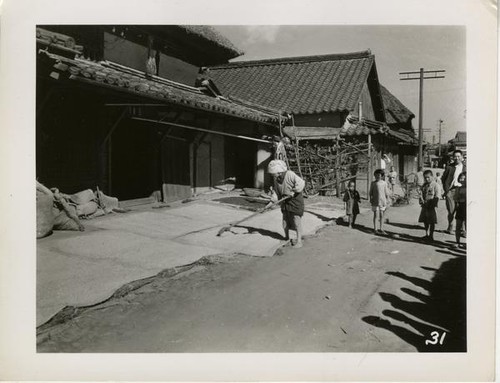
[
  {"left": 283, "top": 126, "right": 341, "bottom": 140},
  {"left": 380, "top": 84, "right": 415, "bottom": 124},
  {"left": 387, "top": 129, "right": 419, "bottom": 145},
  {"left": 36, "top": 28, "right": 84, "bottom": 55},
  {"left": 38, "top": 50, "right": 281, "bottom": 124},
  {"left": 449, "top": 131, "right": 466, "bottom": 144},
  {"left": 340, "top": 114, "right": 389, "bottom": 136},
  {"left": 202, "top": 51, "right": 375, "bottom": 115}
]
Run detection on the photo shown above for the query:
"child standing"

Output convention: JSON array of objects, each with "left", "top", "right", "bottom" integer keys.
[
  {"left": 454, "top": 172, "right": 466, "bottom": 248},
  {"left": 418, "top": 169, "right": 440, "bottom": 241},
  {"left": 369, "top": 169, "right": 391, "bottom": 234},
  {"left": 343, "top": 180, "right": 360, "bottom": 228}
]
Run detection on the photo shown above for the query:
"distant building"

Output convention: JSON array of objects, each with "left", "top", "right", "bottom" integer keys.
[{"left": 448, "top": 131, "right": 467, "bottom": 157}]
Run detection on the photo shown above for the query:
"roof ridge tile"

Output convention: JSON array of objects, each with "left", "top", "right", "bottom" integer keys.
[{"left": 209, "top": 50, "right": 372, "bottom": 69}]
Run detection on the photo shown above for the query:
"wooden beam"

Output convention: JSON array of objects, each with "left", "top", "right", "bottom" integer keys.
[
  {"left": 100, "top": 107, "right": 128, "bottom": 148},
  {"left": 131, "top": 116, "right": 272, "bottom": 144}
]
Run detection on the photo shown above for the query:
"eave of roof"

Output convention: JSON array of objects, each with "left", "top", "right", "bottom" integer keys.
[
  {"left": 340, "top": 114, "right": 389, "bottom": 136},
  {"left": 282, "top": 126, "right": 341, "bottom": 140},
  {"left": 38, "top": 50, "right": 281, "bottom": 125},
  {"left": 387, "top": 129, "right": 419, "bottom": 145}
]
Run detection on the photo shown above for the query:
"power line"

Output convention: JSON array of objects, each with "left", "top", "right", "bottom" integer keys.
[
  {"left": 393, "top": 86, "right": 465, "bottom": 97},
  {"left": 399, "top": 68, "right": 446, "bottom": 168}
]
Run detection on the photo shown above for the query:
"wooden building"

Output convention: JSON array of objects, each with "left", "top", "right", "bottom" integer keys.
[
  {"left": 379, "top": 84, "right": 418, "bottom": 179},
  {"left": 36, "top": 26, "right": 282, "bottom": 203},
  {"left": 201, "top": 51, "right": 418, "bottom": 186},
  {"left": 201, "top": 51, "right": 385, "bottom": 129}
]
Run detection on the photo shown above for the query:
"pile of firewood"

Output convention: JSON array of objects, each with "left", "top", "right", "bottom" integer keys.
[{"left": 284, "top": 139, "right": 372, "bottom": 196}]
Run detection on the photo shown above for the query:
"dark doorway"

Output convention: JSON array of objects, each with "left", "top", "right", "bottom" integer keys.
[
  {"left": 161, "top": 136, "right": 191, "bottom": 202},
  {"left": 110, "top": 120, "right": 160, "bottom": 200},
  {"left": 225, "top": 137, "right": 256, "bottom": 188}
]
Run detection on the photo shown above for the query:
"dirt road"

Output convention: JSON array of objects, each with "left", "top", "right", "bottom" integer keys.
[{"left": 37, "top": 200, "right": 466, "bottom": 352}]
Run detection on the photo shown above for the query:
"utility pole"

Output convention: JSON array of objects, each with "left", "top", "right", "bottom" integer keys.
[
  {"left": 438, "top": 119, "right": 443, "bottom": 157},
  {"left": 399, "top": 68, "right": 445, "bottom": 169}
]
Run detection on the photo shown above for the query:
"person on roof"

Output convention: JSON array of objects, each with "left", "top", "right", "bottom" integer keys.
[{"left": 268, "top": 160, "right": 305, "bottom": 248}]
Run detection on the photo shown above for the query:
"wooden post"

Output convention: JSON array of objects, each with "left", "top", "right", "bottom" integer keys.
[
  {"left": 335, "top": 137, "right": 341, "bottom": 197},
  {"left": 418, "top": 67, "right": 424, "bottom": 169},
  {"left": 294, "top": 138, "right": 305, "bottom": 180},
  {"left": 359, "top": 100, "right": 371, "bottom": 198},
  {"left": 367, "top": 133, "right": 371, "bottom": 199},
  {"left": 108, "top": 136, "right": 112, "bottom": 195}
]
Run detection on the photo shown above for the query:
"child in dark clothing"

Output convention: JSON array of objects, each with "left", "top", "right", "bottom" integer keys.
[
  {"left": 343, "top": 180, "right": 361, "bottom": 228},
  {"left": 418, "top": 169, "right": 440, "bottom": 240}
]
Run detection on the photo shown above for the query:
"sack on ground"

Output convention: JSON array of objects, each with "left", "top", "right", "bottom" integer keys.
[
  {"left": 36, "top": 190, "right": 54, "bottom": 238},
  {"left": 53, "top": 204, "right": 81, "bottom": 231},
  {"left": 76, "top": 200, "right": 99, "bottom": 217},
  {"left": 95, "top": 190, "right": 119, "bottom": 213},
  {"left": 68, "top": 189, "right": 96, "bottom": 205}
]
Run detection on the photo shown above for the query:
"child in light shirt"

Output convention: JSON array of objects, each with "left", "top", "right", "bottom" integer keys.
[{"left": 369, "top": 169, "right": 391, "bottom": 234}]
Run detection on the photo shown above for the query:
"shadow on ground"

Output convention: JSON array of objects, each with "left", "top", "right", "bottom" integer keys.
[
  {"left": 354, "top": 224, "right": 456, "bottom": 251},
  {"left": 386, "top": 221, "right": 423, "bottom": 230},
  {"left": 305, "top": 210, "right": 336, "bottom": 222},
  {"left": 237, "top": 225, "right": 286, "bottom": 240},
  {"left": 362, "top": 251, "right": 466, "bottom": 352}
]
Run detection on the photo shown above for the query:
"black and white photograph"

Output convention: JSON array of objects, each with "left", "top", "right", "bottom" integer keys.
[
  {"left": 0, "top": 0, "right": 497, "bottom": 381},
  {"left": 34, "top": 23, "right": 469, "bottom": 353}
]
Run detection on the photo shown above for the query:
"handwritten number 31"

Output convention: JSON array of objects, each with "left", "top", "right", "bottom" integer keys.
[{"left": 425, "top": 331, "right": 446, "bottom": 345}]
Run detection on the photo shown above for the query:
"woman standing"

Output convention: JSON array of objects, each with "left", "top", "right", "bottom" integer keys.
[{"left": 268, "top": 160, "right": 306, "bottom": 248}]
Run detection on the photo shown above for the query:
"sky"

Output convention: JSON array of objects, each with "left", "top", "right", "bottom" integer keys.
[{"left": 213, "top": 25, "right": 466, "bottom": 143}]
